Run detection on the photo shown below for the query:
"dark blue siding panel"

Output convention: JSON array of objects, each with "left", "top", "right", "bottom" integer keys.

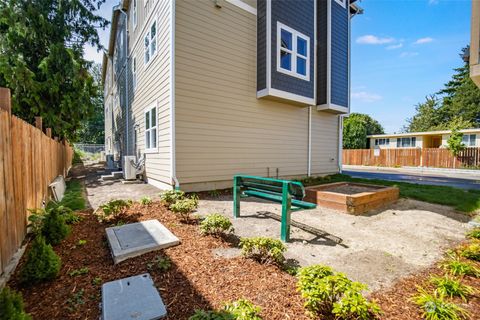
[
  {"left": 331, "top": 0, "right": 349, "bottom": 108},
  {"left": 257, "top": 0, "right": 267, "bottom": 92},
  {"left": 316, "top": 0, "right": 328, "bottom": 105},
  {"left": 271, "top": 0, "right": 315, "bottom": 99}
]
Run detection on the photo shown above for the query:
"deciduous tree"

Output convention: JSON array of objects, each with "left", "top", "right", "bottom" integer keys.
[{"left": 343, "top": 113, "right": 384, "bottom": 149}]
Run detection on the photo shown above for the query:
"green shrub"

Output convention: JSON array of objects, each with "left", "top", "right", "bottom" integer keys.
[
  {"left": 53, "top": 205, "right": 82, "bottom": 224},
  {"left": 223, "top": 299, "right": 262, "bottom": 320},
  {"left": 460, "top": 242, "right": 480, "bottom": 261},
  {"left": 430, "top": 275, "right": 475, "bottom": 301},
  {"left": 170, "top": 198, "right": 198, "bottom": 221},
  {"left": 160, "top": 190, "right": 185, "bottom": 206},
  {"left": 147, "top": 255, "right": 172, "bottom": 272},
  {"left": 189, "top": 310, "right": 234, "bottom": 320},
  {"left": 442, "top": 258, "right": 480, "bottom": 277},
  {"left": 27, "top": 208, "right": 46, "bottom": 235},
  {"left": 0, "top": 287, "right": 31, "bottom": 320},
  {"left": 297, "top": 265, "right": 380, "bottom": 319},
  {"left": 412, "top": 288, "right": 469, "bottom": 320},
  {"left": 466, "top": 228, "right": 480, "bottom": 240},
  {"left": 200, "top": 214, "right": 233, "bottom": 236},
  {"left": 68, "top": 267, "right": 89, "bottom": 277},
  {"left": 239, "top": 237, "right": 286, "bottom": 265},
  {"left": 42, "top": 207, "right": 70, "bottom": 245},
  {"left": 20, "top": 235, "right": 61, "bottom": 284},
  {"left": 97, "top": 199, "right": 132, "bottom": 221},
  {"left": 140, "top": 196, "right": 152, "bottom": 205}
]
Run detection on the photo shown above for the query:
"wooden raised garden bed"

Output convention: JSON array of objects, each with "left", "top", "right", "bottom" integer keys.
[{"left": 304, "top": 182, "right": 399, "bottom": 215}]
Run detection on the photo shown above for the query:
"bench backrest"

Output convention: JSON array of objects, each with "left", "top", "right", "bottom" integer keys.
[{"left": 234, "top": 175, "right": 305, "bottom": 200}]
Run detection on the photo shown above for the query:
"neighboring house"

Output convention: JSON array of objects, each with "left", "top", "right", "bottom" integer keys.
[
  {"left": 470, "top": 0, "right": 480, "bottom": 87},
  {"left": 102, "top": 0, "right": 362, "bottom": 191},
  {"left": 368, "top": 129, "right": 480, "bottom": 150}
]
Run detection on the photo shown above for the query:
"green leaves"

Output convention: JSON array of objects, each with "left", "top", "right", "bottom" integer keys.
[
  {"left": 0, "top": 287, "right": 31, "bottom": 320},
  {"left": 200, "top": 214, "right": 234, "bottom": 236},
  {"left": 239, "top": 237, "right": 286, "bottom": 265},
  {"left": 412, "top": 288, "right": 469, "bottom": 320},
  {"left": 343, "top": 113, "right": 384, "bottom": 149}
]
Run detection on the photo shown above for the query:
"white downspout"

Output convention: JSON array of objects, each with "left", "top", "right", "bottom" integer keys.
[
  {"left": 338, "top": 115, "right": 344, "bottom": 173},
  {"left": 119, "top": 9, "right": 129, "bottom": 156},
  {"left": 170, "top": 0, "right": 179, "bottom": 189},
  {"left": 307, "top": 106, "right": 312, "bottom": 176}
]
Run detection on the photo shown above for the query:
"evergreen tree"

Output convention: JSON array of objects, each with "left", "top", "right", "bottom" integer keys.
[
  {"left": 343, "top": 113, "right": 384, "bottom": 149},
  {"left": 0, "top": 0, "right": 108, "bottom": 140}
]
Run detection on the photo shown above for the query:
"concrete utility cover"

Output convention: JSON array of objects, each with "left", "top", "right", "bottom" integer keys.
[
  {"left": 101, "top": 273, "right": 167, "bottom": 320},
  {"left": 106, "top": 219, "right": 180, "bottom": 264}
]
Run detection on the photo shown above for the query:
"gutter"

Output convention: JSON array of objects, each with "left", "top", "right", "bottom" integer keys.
[
  {"left": 338, "top": 115, "right": 344, "bottom": 173},
  {"left": 118, "top": 8, "right": 130, "bottom": 156},
  {"left": 307, "top": 106, "right": 312, "bottom": 176},
  {"left": 170, "top": 0, "right": 179, "bottom": 190}
]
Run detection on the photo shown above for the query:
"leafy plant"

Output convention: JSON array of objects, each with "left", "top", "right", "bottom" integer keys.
[
  {"left": 140, "top": 196, "right": 152, "bottom": 205},
  {"left": 147, "top": 255, "right": 172, "bottom": 272},
  {"left": 460, "top": 242, "right": 480, "bottom": 261},
  {"left": 442, "top": 257, "right": 480, "bottom": 277},
  {"left": 160, "top": 190, "right": 185, "bottom": 206},
  {"left": 466, "top": 228, "right": 480, "bottom": 240},
  {"left": 189, "top": 310, "right": 234, "bottom": 320},
  {"left": 412, "top": 288, "right": 469, "bottom": 320},
  {"left": 92, "top": 277, "right": 102, "bottom": 286},
  {"left": 77, "top": 239, "right": 87, "bottom": 246},
  {"left": 332, "top": 282, "right": 381, "bottom": 320},
  {"left": 54, "top": 205, "right": 82, "bottom": 224},
  {"left": 170, "top": 198, "right": 198, "bottom": 221},
  {"left": 223, "top": 299, "right": 262, "bottom": 320},
  {"left": 27, "top": 208, "right": 46, "bottom": 235},
  {"left": 209, "top": 189, "right": 222, "bottom": 198},
  {"left": 97, "top": 199, "right": 132, "bottom": 221},
  {"left": 20, "top": 235, "right": 61, "bottom": 284},
  {"left": 42, "top": 206, "right": 70, "bottom": 245},
  {"left": 68, "top": 267, "right": 89, "bottom": 277},
  {"left": 66, "top": 289, "right": 85, "bottom": 312},
  {"left": 0, "top": 287, "right": 31, "bottom": 320},
  {"left": 239, "top": 237, "right": 286, "bottom": 265},
  {"left": 200, "top": 214, "right": 234, "bottom": 236},
  {"left": 430, "top": 275, "right": 475, "bottom": 301}
]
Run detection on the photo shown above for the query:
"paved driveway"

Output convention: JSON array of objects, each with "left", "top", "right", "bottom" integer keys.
[{"left": 343, "top": 169, "right": 480, "bottom": 190}]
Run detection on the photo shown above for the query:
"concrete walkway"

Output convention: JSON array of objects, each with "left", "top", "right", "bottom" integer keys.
[{"left": 343, "top": 166, "right": 480, "bottom": 190}]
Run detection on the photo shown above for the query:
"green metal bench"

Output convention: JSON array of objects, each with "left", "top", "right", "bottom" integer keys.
[{"left": 233, "top": 175, "right": 316, "bottom": 242}]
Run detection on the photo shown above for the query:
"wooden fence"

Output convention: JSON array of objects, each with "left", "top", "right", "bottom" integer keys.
[
  {"left": 343, "top": 147, "right": 480, "bottom": 169},
  {"left": 0, "top": 88, "right": 73, "bottom": 275}
]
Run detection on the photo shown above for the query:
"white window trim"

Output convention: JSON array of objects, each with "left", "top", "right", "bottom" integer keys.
[
  {"left": 276, "top": 22, "right": 310, "bottom": 81},
  {"left": 396, "top": 137, "right": 416, "bottom": 148},
  {"left": 144, "top": 103, "right": 158, "bottom": 153},
  {"left": 132, "top": 56, "right": 137, "bottom": 91},
  {"left": 144, "top": 19, "right": 158, "bottom": 68},
  {"left": 462, "top": 134, "right": 476, "bottom": 147},
  {"left": 335, "top": 0, "right": 347, "bottom": 9}
]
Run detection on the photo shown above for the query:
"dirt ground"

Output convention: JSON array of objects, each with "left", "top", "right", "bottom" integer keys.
[{"left": 196, "top": 196, "right": 471, "bottom": 291}]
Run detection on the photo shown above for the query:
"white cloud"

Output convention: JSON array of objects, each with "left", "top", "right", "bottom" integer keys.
[
  {"left": 386, "top": 43, "right": 403, "bottom": 50},
  {"left": 356, "top": 35, "right": 395, "bottom": 45},
  {"left": 414, "top": 37, "right": 434, "bottom": 45},
  {"left": 351, "top": 91, "right": 383, "bottom": 103},
  {"left": 400, "top": 51, "right": 419, "bottom": 58}
]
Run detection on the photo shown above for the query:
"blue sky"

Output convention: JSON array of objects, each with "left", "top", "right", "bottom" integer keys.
[{"left": 86, "top": 0, "right": 471, "bottom": 133}]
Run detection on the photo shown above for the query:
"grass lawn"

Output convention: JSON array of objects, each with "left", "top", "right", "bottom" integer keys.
[
  {"left": 299, "top": 174, "right": 480, "bottom": 213},
  {"left": 47, "top": 179, "right": 86, "bottom": 211}
]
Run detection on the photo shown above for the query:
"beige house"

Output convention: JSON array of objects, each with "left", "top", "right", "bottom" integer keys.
[
  {"left": 368, "top": 129, "right": 480, "bottom": 150},
  {"left": 102, "top": 0, "right": 361, "bottom": 191}
]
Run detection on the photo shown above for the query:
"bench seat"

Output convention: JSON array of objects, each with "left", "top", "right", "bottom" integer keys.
[{"left": 243, "top": 190, "right": 317, "bottom": 209}]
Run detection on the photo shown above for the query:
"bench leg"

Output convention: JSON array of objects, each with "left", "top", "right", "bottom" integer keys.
[
  {"left": 281, "top": 183, "right": 292, "bottom": 242},
  {"left": 233, "top": 176, "right": 241, "bottom": 218}
]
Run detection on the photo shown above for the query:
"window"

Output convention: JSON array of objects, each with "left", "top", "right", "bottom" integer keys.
[
  {"left": 462, "top": 134, "right": 476, "bottom": 147},
  {"left": 375, "top": 138, "right": 390, "bottom": 146},
  {"left": 133, "top": 57, "right": 137, "bottom": 91},
  {"left": 144, "top": 105, "right": 157, "bottom": 151},
  {"left": 277, "top": 22, "right": 310, "bottom": 81},
  {"left": 335, "top": 0, "right": 347, "bottom": 8},
  {"left": 397, "top": 137, "right": 416, "bottom": 148},
  {"left": 144, "top": 21, "right": 157, "bottom": 65},
  {"left": 132, "top": 0, "right": 137, "bottom": 29}
]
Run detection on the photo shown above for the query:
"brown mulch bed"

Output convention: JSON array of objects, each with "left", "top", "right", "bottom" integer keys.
[
  {"left": 7, "top": 202, "right": 309, "bottom": 320},
  {"left": 371, "top": 252, "right": 480, "bottom": 319}
]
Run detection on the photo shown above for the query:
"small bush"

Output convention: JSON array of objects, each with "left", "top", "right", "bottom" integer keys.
[
  {"left": 54, "top": 205, "right": 82, "bottom": 224},
  {"left": 147, "top": 255, "right": 172, "bottom": 272},
  {"left": 460, "top": 242, "right": 480, "bottom": 261},
  {"left": 140, "top": 196, "right": 152, "bottom": 205},
  {"left": 77, "top": 239, "right": 87, "bottom": 246},
  {"left": 223, "top": 299, "right": 262, "bottom": 320},
  {"left": 0, "top": 287, "right": 31, "bottom": 320},
  {"left": 97, "top": 199, "right": 132, "bottom": 221},
  {"left": 42, "top": 207, "right": 70, "bottom": 245},
  {"left": 412, "top": 288, "right": 469, "bottom": 320},
  {"left": 466, "top": 228, "right": 480, "bottom": 240},
  {"left": 442, "top": 258, "right": 480, "bottom": 277},
  {"left": 160, "top": 190, "right": 185, "bottom": 206},
  {"left": 430, "top": 275, "right": 475, "bottom": 301},
  {"left": 68, "top": 267, "right": 89, "bottom": 277},
  {"left": 332, "top": 282, "right": 381, "bottom": 320},
  {"left": 200, "top": 214, "right": 233, "bottom": 236},
  {"left": 189, "top": 310, "right": 234, "bottom": 320},
  {"left": 27, "top": 208, "right": 46, "bottom": 235},
  {"left": 239, "top": 237, "right": 286, "bottom": 265},
  {"left": 170, "top": 198, "right": 198, "bottom": 221},
  {"left": 20, "top": 235, "right": 61, "bottom": 284}
]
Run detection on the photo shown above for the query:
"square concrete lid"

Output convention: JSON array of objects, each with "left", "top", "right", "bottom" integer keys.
[
  {"left": 106, "top": 219, "right": 180, "bottom": 264},
  {"left": 101, "top": 273, "right": 167, "bottom": 320}
]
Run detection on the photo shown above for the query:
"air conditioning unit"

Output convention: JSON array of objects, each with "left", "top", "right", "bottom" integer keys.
[
  {"left": 49, "top": 175, "right": 66, "bottom": 202},
  {"left": 106, "top": 154, "right": 115, "bottom": 169},
  {"left": 123, "top": 156, "right": 137, "bottom": 180}
]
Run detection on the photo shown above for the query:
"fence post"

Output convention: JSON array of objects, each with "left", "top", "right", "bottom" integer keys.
[
  {"left": 46, "top": 128, "right": 52, "bottom": 138},
  {"left": 35, "top": 116, "right": 43, "bottom": 131},
  {"left": 0, "top": 88, "right": 12, "bottom": 115}
]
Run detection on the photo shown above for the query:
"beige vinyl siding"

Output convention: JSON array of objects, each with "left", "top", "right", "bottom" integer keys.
[
  {"left": 310, "top": 111, "right": 339, "bottom": 175},
  {"left": 128, "top": 0, "right": 171, "bottom": 186},
  {"left": 175, "top": 0, "right": 339, "bottom": 191}
]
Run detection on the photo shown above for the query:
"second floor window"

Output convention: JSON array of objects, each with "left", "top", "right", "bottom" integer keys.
[
  {"left": 133, "top": 57, "right": 137, "bottom": 91},
  {"left": 132, "top": 0, "right": 137, "bottom": 29},
  {"left": 144, "top": 21, "right": 157, "bottom": 66},
  {"left": 277, "top": 22, "right": 310, "bottom": 81},
  {"left": 462, "top": 134, "right": 476, "bottom": 147}
]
